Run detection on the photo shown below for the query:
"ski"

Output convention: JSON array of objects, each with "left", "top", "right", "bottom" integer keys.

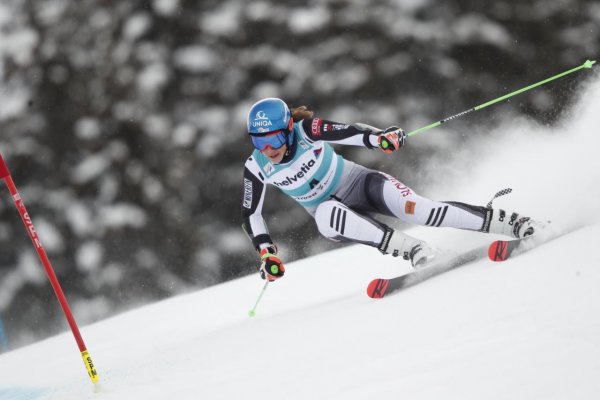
[
  {"left": 368, "top": 227, "right": 573, "bottom": 298},
  {"left": 367, "top": 245, "right": 489, "bottom": 299}
]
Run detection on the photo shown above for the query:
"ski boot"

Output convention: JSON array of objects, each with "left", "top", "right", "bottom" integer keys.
[
  {"left": 379, "top": 228, "right": 434, "bottom": 268},
  {"left": 488, "top": 209, "right": 540, "bottom": 239}
]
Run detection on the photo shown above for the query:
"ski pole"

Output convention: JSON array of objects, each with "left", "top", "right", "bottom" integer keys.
[
  {"left": 248, "top": 280, "right": 269, "bottom": 317},
  {"left": 0, "top": 153, "right": 99, "bottom": 384},
  {"left": 407, "top": 59, "right": 597, "bottom": 137}
]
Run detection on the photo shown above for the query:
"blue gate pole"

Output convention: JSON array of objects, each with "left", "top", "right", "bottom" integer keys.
[{"left": 0, "top": 315, "right": 9, "bottom": 353}]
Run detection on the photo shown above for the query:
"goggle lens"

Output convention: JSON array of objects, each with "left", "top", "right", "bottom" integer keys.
[{"left": 251, "top": 130, "right": 287, "bottom": 151}]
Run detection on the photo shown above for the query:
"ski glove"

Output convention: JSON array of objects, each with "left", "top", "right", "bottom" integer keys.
[
  {"left": 377, "top": 126, "right": 406, "bottom": 153},
  {"left": 259, "top": 248, "right": 285, "bottom": 281}
]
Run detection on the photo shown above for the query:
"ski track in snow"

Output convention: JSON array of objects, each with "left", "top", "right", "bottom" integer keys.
[{"left": 1, "top": 77, "right": 599, "bottom": 399}]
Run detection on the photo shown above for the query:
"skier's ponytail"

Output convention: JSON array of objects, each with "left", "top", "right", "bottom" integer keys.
[{"left": 291, "top": 106, "right": 314, "bottom": 121}]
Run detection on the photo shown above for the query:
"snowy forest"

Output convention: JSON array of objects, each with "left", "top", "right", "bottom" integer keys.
[{"left": 0, "top": 0, "right": 598, "bottom": 348}]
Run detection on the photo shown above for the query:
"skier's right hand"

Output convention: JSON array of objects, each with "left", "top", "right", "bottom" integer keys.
[{"left": 259, "top": 249, "right": 285, "bottom": 281}]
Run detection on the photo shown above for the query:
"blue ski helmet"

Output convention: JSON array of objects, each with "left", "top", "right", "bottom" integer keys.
[
  {"left": 247, "top": 98, "right": 291, "bottom": 135},
  {"left": 247, "top": 98, "right": 294, "bottom": 151}
]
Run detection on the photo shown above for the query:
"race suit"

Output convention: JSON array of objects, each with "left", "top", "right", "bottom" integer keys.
[{"left": 241, "top": 118, "right": 491, "bottom": 252}]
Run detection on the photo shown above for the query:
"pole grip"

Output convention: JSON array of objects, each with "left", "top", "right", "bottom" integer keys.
[{"left": 0, "top": 153, "right": 10, "bottom": 179}]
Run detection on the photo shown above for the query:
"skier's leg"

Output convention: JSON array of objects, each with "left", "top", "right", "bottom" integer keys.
[
  {"left": 373, "top": 172, "right": 487, "bottom": 230},
  {"left": 313, "top": 200, "right": 430, "bottom": 267},
  {"left": 374, "top": 172, "right": 537, "bottom": 238},
  {"left": 334, "top": 165, "right": 537, "bottom": 238}
]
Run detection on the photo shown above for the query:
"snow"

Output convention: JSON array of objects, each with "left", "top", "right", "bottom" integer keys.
[
  {"left": 288, "top": 7, "right": 331, "bottom": 34},
  {"left": 97, "top": 203, "right": 147, "bottom": 229},
  {"left": 171, "top": 124, "right": 197, "bottom": 148},
  {"left": 136, "top": 63, "right": 170, "bottom": 93},
  {"left": 2, "top": 89, "right": 600, "bottom": 398},
  {"left": 0, "top": 251, "right": 48, "bottom": 310},
  {"left": 452, "top": 14, "right": 511, "bottom": 47},
  {"left": 33, "top": 219, "right": 64, "bottom": 253},
  {"left": 17, "top": 252, "right": 46, "bottom": 286},
  {"left": 0, "top": 224, "right": 599, "bottom": 399},
  {"left": 71, "top": 155, "right": 111, "bottom": 184},
  {"left": 33, "top": 0, "right": 69, "bottom": 27},
  {"left": 0, "top": 87, "right": 30, "bottom": 121},
  {"left": 172, "top": 45, "right": 219, "bottom": 73},
  {"left": 200, "top": 3, "right": 242, "bottom": 37},
  {"left": 64, "top": 202, "right": 94, "bottom": 236},
  {"left": 142, "top": 114, "right": 171, "bottom": 140},
  {"left": 76, "top": 241, "right": 104, "bottom": 273},
  {"left": 123, "top": 13, "right": 152, "bottom": 40},
  {"left": 0, "top": 27, "right": 38, "bottom": 66},
  {"left": 74, "top": 118, "right": 102, "bottom": 140},
  {"left": 1, "top": 45, "right": 599, "bottom": 400},
  {"left": 152, "top": 0, "right": 180, "bottom": 18}
]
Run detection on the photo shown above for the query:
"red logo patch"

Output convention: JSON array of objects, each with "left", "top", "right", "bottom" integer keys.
[{"left": 311, "top": 118, "right": 322, "bottom": 136}]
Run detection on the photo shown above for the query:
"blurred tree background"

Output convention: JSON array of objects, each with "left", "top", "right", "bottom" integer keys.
[{"left": 0, "top": 0, "right": 598, "bottom": 348}]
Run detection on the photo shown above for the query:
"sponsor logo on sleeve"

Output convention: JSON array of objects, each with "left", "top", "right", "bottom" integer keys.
[
  {"left": 311, "top": 118, "right": 322, "bottom": 136},
  {"left": 243, "top": 178, "right": 253, "bottom": 208},
  {"left": 324, "top": 124, "right": 349, "bottom": 131}
]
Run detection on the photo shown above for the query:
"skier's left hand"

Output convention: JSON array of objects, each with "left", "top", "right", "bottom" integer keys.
[{"left": 378, "top": 126, "right": 406, "bottom": 153}]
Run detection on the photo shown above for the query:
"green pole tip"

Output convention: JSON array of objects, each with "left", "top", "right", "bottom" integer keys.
[
  {"left": 583, "top": 60, "right": 596, "bottom": 68},
  {"left": 248, "top": 310, "right": 256, "bottom": 317}
]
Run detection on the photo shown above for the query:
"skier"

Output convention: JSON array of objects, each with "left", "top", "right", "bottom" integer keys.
[{"left": 241, "top": 98, "right": 538, "bottom": 282}]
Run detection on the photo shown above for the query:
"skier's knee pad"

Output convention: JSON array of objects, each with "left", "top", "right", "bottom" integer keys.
[{"left": 314, "top": 200, "right": 345, "bottom": 241}]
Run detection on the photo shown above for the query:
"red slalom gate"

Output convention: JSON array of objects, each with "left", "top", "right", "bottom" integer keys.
[{"left": 0, "top": 153, "right": 99, "bottom": 384}]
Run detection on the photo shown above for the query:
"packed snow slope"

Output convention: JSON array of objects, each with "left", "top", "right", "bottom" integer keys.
[
  {"left": 1, "top": 76, "right": 600, "bottom": 399},
  {"left": 0, "top": 225, "right": 600, "bottom": 400}
]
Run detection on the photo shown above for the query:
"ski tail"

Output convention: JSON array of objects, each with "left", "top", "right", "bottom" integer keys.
[
  {"left": 489, "top": 239, "right": 512, "bottom": 261},
  {"left": 367, "top": 279, "right": 390, "bottom": 298},
  {"left": 488, "top": 237, "right": 532, "bottom": 262}
]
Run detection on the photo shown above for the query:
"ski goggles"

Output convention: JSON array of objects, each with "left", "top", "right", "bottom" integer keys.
[{"left": 251, "top": 130, "right": 287, "bottom": 151}]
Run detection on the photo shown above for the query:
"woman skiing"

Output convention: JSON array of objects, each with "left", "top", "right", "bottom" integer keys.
[{"left": 241, "top": 98, "right": 537, "bottom": 282}]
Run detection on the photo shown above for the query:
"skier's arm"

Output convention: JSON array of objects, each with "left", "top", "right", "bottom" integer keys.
[
  {"left": 300, "top": 119, "right": 406, "bottom": 152},
  {"left": 241, "top": 159, "right": 275, "bottom": 253},
  {"left": 241, "top": 159, "right": 285, "bottom": 281}
]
